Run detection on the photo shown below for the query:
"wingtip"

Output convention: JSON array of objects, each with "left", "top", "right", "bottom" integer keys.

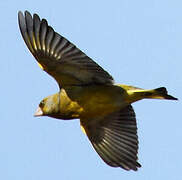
[
  {"left": 123, "top": 161, "right": 141, "bottom": 171},
  {"left": 25, "top": 10, "right": 32, "bottom": 18},
  {"left": 18, "top": 11, "right": 22, "bottom": 16},
  {"left": 18, "top": 10, "right": 33, "bottom": 20},
  {"left": 18, "top": 11, "right": 23, "bottom": 22},
  {"left": 18, "top": 10, "right": 30, "bottom": 17}
]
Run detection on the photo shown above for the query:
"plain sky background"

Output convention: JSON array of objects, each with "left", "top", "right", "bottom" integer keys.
[{"left": 1, "top": 0, "right": 181, "bottom": 179}]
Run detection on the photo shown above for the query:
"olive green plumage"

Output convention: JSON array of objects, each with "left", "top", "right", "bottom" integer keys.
[{"left": 18, "top": 11, "right": 177, "bottom": 171}]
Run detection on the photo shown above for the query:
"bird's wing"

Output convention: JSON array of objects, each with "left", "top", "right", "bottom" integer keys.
[
  {"left": 18, "top": 11, "right": 114, "bottom": 88},
  {"left": 80, "top": 105, "right": 141, "bottom": 171}
]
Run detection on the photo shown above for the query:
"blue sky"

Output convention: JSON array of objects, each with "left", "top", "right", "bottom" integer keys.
[{"left": 1, "top": 0, "right": 181, "bottom": 179}]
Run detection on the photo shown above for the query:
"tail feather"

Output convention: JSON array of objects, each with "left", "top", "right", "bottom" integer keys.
[
  {"left": 117, "top": 84, "right": 178, "bottom": 102},
  {"left": 145, "top": 87, "right": 178, "bottom": 100}
]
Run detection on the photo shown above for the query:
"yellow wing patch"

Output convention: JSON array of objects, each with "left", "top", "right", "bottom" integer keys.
[
  {"left": 80, "top": 124, "right": 86, "bottom": 134},
  {"left": 37, "top": 62, "right": 44, "bottom": 70}
]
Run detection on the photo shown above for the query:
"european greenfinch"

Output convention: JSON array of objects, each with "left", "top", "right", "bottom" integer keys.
[{"left": 18, "top": 11, "right": 177, "bottom": 171}]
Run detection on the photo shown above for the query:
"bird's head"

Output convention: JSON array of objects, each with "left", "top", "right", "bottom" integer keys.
[{"left": 34, "top": 93, "right": 60, "bottom": 117}]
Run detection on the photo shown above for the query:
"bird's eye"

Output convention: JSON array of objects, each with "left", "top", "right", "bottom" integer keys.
[{"left": 39, "top": 101, "right": 44, "bottom": 108}]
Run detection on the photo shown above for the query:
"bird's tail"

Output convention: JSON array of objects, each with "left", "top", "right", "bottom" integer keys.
[
  {"left": 145, "top": 87, "right": 178, "bottom": 100},
  {"left": 118, "top": 84, "right": 178, "bottom": 103}
]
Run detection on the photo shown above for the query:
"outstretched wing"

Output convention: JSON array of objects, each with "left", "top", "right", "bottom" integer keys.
[
  {"left": 18, "top": 11, "right": 114, "bottom": 88},
  {"left": 81, "top": 105, "right": 141, "bottom": 171}
]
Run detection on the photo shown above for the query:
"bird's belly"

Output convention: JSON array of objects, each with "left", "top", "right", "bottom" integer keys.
[
  {"left": 81, "top": 91, "right": 127, "bottom": 118},
  {"left": 63, "top": 85, "right": 128, "bottom": 119}
]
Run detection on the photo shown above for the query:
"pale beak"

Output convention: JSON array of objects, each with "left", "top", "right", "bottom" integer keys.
[{"left": 34, "top": 106, "right": 43, "bottom": 117}]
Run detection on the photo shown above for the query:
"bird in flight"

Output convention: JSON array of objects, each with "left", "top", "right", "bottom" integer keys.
[{"left": 18, "top": 11, "right": 177, "bottom": 171}]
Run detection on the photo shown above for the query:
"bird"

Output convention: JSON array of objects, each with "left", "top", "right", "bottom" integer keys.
[{"left": 18, "top": 10, "right": 177, "bottom": 171}]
